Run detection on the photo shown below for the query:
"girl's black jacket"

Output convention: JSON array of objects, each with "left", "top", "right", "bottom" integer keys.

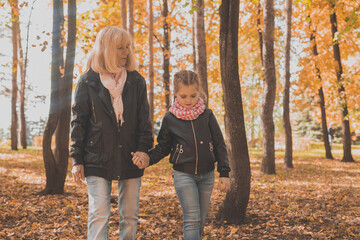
[
  {"left": 149, "top": 109, "right": 231, "bottom": 177},
  {"left": 70, "top": 69, "right": 153, "bottom": 181}
]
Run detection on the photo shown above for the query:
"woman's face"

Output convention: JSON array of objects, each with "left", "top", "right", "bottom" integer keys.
[
  {"left": 175, "top": 83, "right": 199, "bottom": 109},
  {"left": 117, "top": 42, "right": 130, "bottom": 67}
]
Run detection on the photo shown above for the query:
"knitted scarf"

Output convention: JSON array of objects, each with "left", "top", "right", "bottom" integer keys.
[
  {"left": 169, "top": 97, "right": 205, "bottom": 120},
  {"left": 99, "top": 69, "right": 127, "bottom": 125}
]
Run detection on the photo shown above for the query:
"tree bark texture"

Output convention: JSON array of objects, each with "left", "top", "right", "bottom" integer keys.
[
  {"left": 17, "top": 26, "right": 27, "bottom": 149},
  {"left": 192, "top": 9, "right": 197, "bottom": 71},
  {"left": 128, "top": 0, "right": 134, "bottom": 38},
  {"left": 261, "top": 0, "right": 276, "bottom": 174},
  {"left": 148, "top": 0, "right": 154, "bottom": 134},
  {"left": 162, "top": 0, "right": 170, "bottom": 109},
  {"left": 10, "top": 0, "right": 19, "bottom": 151},
  {"left": 329, "top": 3, "right": 354, "bottom": 162},
  {"left": 42, "top": 0, "right": 76, "bottom": 195},
  {"left": 257, "top": 3, "right": 264, "bottom": 66},
  {"left": 194, "top": 0, "right": 208, "bottom": 106},
  {"left": 283, "top": 0, "right": 293, "bottom": 168},
  {"left": 217, "top": 0, "right": 251, "bottom": 224},
  {"left": 309, "top": 17, "right": 333, "bottom": 159},
  {"left": 43, "top": 0, "right": 63, "bottom": 194},
  {"left": 121, "top": 0, "right": 127, "bottom": 30},
  {"left": 54, "top": 0, "right": 76, "bottom": 193}
]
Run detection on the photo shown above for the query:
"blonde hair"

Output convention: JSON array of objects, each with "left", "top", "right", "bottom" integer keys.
[
  {"left": 87, "top": 26, "right": 136, "bottom": 73},
  {"left": 173, "top": 70, "right": 207, "bottom": 102}
]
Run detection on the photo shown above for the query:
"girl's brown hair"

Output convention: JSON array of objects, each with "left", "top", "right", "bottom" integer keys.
[
  {"left": 173, "top": 70, "right": 207, "bottom": 102},
  {"left": 87, "top": 26, "right": 137, "bottom": 73}
]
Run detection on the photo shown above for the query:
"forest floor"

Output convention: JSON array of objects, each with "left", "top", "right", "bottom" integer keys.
[{"left": 0, "top": 146, "right": 359, "bottom": 239}]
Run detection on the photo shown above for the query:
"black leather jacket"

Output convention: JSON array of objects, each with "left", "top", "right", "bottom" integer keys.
[
  {"left": 70, "top": 69, "right": 153, "bottom": 180},
  {"left": 149, "top": 109, "right": 230, "bottom": 177}
]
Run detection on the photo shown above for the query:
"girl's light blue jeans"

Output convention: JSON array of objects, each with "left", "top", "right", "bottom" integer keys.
[
  {"left": 86, "top": 176, "right": 141, "bottom": 240},
  {"left": 173, "top": 170, "right": 215, "bottom": 240}
]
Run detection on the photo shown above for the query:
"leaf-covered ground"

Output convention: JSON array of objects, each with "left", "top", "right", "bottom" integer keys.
[{"left": 0, "top": 147, "right": 359, "bottom": 239}]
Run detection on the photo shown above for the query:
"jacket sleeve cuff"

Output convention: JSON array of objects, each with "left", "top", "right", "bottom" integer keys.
[
  {"left": 136, "top": 145, "right": 151, "bottom": 154},
  {"left": 219, "top": 171, "right": 230, "bottom": 178},
  {"left": 72, "top": 158, "right": 84, "bottom": 166}
]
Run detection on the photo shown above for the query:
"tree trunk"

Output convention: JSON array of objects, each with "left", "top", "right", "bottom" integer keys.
[
  {"left": 10, "top": 0, "right": 19, "bottom": 151},
  {"left": 192, "top": 8, "right": 197, "bottom": 71},
  {"left": 56, "top": 0, "right": 76, "bottom": 192},
  {"left": 194, "top": 0, "right": 208, "bottom": 106},
  {"left": 121, "top": 0, "right": 127, "bottom": 30},
  {"left": 283, "top": 0, "right": 293, "bottom": 168},
  {"left": 17, "top": 25, "right": 27, "bottom": 149},
  {"left": 257, "top": 3, "right": 263, "bottom": 66},
  {"left": 329, "top": 2, "right": 354, "bottom": 162},
  {"left": 43, "top": 0, "right": 63, "bottom": 194},
  {"left": 308, "top": 17, "right": 333, "bottom": 159},
  {"left": 217, "top": 0, "right": 251, "bottom": 224},
  {"left": 42, "top": 0, "right": 76, "bottom": 195},
  {"left": 19, "top": 0, "right": 37, "bottom": 149},
  {"left": 261, "top": 0, "right": 276, "bottom": 174},
  {"left": 128, "top": 0, "right": 134, "bottom": 38},
  {"left": 162, "top": 0, "right": 170, "bottom": 109},
  {"left": 148, "top": 0, "right": 154, "bottom": 133}
]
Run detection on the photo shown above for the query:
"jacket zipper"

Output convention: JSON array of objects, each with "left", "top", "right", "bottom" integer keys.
[
  {"left": 91, "top": 99, "right": 97, "bottom": 123},
  {"left": 191, "top": 121, "right": 199, "bottom": 174},
  {"left": 171, "top": 144, "right": 179, "bottom": 163},
  {"left": 175, "top": 145, "right": 183, "bottom": 164}
]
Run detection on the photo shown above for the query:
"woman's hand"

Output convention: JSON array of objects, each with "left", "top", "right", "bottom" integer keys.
[
  {"left": 131, "top": 151, "right": 150, "bottom": 169},
  {"left": 218, "top": 177, "right": 230, "bottom": 192},
  {"left": 72, "top": 164, "right": 85, "bottom": 185}
]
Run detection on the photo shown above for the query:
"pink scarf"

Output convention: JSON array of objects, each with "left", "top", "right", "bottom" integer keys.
[
  {"left": 169, "top": 97, "right": 206, "bottom": 120},
  {"left": 99, "top": 69, "right": 127, "bottom": 125}
]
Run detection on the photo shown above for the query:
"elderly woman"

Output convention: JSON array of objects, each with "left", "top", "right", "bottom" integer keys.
[{"left": 70, "top": 26, "right": 153, "bottom": 240}]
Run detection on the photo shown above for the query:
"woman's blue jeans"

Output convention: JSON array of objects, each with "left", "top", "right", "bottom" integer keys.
[
  {"left": 173, "top": 170, "right": 215, "bottom": 240},
  {"left": 86, "top": 176, "right": 141, "bottom": 240}
]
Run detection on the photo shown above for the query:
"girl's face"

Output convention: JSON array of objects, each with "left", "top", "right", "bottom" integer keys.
[
  {"left": 117, "top": 42, "right": 130, "bottom": 67},
  {"left": 175, "top": 83, "right": 199, "bottom": 109}
]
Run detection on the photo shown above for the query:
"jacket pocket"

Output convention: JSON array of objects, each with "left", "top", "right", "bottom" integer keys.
[
  {"left": 170, "top": 144, "right": 183, "bottom": 164},
  {"left": 85, "top": 120, "right": 103, "bottom": 154}
]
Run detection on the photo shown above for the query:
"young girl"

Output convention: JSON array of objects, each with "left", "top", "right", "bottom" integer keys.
[{"left": 133, "top": 70, "right": 230, "bottom": 240}]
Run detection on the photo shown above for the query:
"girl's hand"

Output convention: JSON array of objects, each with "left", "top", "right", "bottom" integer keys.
[
  {"left": 72, "top": 164, "right": 85, "bottom": 185},
  {"left": 218, "top": 177, "right": 230, "bottom": 192},
  {"left": 131, "top": 151, "right": 150, "bottom": 169}
]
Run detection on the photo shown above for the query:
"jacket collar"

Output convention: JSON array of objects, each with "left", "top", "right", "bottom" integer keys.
[{"left": 85, "top": 69, "right": 132, "bottom": 125}]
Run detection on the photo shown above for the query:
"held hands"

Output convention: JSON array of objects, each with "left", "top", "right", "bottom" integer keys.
[
  {"left": 218, "top": 177, "right": 230, "bottom": 192},
  {"left": 72, "top": 164, "right": 85, "bottom": 185},
  {"left": 131, "top": 151, "right": 150, "bottom": 169}
]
